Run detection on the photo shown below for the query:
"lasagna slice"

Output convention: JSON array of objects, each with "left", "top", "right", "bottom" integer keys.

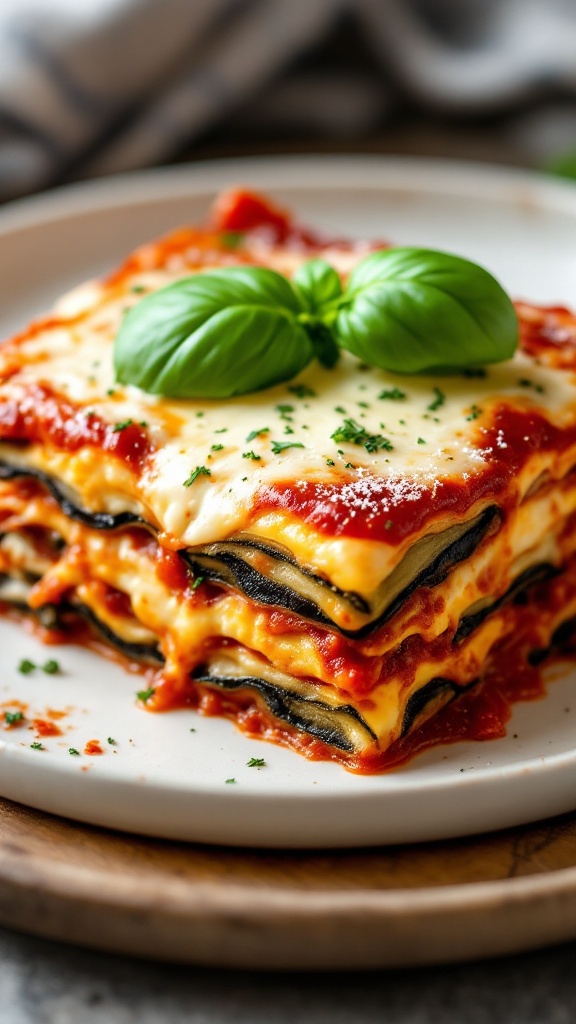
[{"left": 1, "top": 189, "right": 576, "bottom": 771}]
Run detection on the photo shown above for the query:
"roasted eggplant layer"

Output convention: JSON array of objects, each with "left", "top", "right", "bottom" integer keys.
[
  {"left": 0, "top": 463, "right": 146, "bottom": 531},
  {"left": 2, "top": 560, "right": 574, "bottom": 755},
  {"left": 185, "top": 506, "right": 500, "bottom": 636},
  {"left": 0, "top": 574, "right": 163, "bottom": 664},
  {"left": 0, "top": 460, "right": 501, "bottom": 635}
]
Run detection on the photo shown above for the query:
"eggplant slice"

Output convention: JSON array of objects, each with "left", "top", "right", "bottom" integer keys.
[
  {"left": 193, "top": 668, "right": 377, "bottom": 752},
  {"left": 185, "top": 505, "right": 502, "bottom": 638},
  {"left": 0, "top": 460, "right": 501, "bottom": 635},
  {"left": 453, "top": 562, "right": 560, "bottom": 644},
  {"left": 0, "top": 573, "right": 163, "bottom": 664},
  {"left": 0, "top": 462, "right": 148, "bottom": 531}
]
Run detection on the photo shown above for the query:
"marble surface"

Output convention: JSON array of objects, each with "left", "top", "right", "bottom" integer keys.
[{"left": 2, "top": 927, "right": 576, "bottom": 1024}]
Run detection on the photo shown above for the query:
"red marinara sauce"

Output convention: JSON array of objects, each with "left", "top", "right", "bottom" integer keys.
[
  {"left": 84, "top": 739, "right": 104, "bottom": 755},
  {"left": 0, "top": 384, "right": 152, "bottom": 472},
  {"left": 251, "top": 405, "right": 576, "bottom": 544}
]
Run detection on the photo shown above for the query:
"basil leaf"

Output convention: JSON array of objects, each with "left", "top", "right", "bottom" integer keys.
[
  {"left": 114, "top": 268, "right": 313, "bottom": 398},
  {"left": 293, "top": 259, "right": 342, "bottom": 313},
  {"left": 335, "top": 248, "right": 518, "bottom": 373}
]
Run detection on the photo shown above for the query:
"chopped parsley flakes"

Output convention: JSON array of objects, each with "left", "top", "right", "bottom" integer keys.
[
  {"left": 271, "top": 440, "right": 305, "bottom": 455},
  {"left": 379, "top": 387, "right": 406, "bottom": 400},
  {"left": 112, "top": 419, "right": 133, "bottom": 432},
  {"left": 30, "top": 742, "right": 44, "bottom": 751},
  {"left": 246, "top": 757, "right": 266, "bottom": 768},
  {"left": 211, "top": 443, "right": 224, "bottom": 452},
  {"left": 245, "top": 427, "right": 270, "bottom": 443},
  {"left": 183, "top": 465, "right": 211, "bottom": 487},
  {"left": 275, "top": 404, "right": 294, "bottom": 419},
  {"left": 242, "top": 450, "right": 261, "bottom": 461},
  {"left": 4, "top": 710, "right": 24, "bottom": 725},
  {"left": 518, "top": 377, "right": 545, "bottom": 394},
  {"left": 136, "top": 687, "right": 156, "bottom": 703},
  {"left": 331, "top": 418, "right": 393, "bottom": 453},
  {"left": 427, "top": 387, "right": 446, "bottom": 412},
  {"left": 288, "top": 384, "right": 316, "bottom": 398},
  {"left": 18, "top": 659, "right": 36, "bottom": 675},
  {"left": 466, "top": 404, "right": 483, "bottom": 421},
  {"left": 68, "top": 748, "right": 80, "bottom": 756}
]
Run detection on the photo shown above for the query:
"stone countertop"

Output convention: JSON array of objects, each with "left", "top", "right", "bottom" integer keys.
[{"left": 2, "top": 926, "right": 576, "bottom": 1024}]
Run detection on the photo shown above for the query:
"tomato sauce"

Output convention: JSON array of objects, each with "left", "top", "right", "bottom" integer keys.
[
  {"left": 0, "top": 383, "right": 152, "bottom": 471},
  {"left": 210, "top": 188, "right": 347, "bottom": 250},
  {"left": 32, "top": 718, "right": 62, "bottom": 737},
  {"left": 84, "top": 739, "right": 104, "bottom": 755},
  {"left": 251, "top": 404, "right": 576, "bottom": 543}
]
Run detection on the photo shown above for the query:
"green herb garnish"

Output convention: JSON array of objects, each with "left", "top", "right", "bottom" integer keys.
[
  {"left": 242, "top": 450, "right": 261, "bottom": 461},
  {"left": 4, "top": 710, "right": 24, "bottom": 725},
  {"left": 270, "top": 440, "right": 305, "bottom": 455},
  {"left": 30, "top": 741, "right": 44, "bottom": 751},
  {"left": 183, "top": 465, "right": 211, "bottom": 487},
  {"left": 18, "top": 659, "right": 36, "bottom": 675},
  {"left": 245, "top": 427, "right": 269, "bottom": 443},
  {"left": 246, "top": 757, "right": 266, "bottom": 768},
  {"left": 136, "top": 687, "right": 156, "bottom": 703},
  {"left": 68, "top": 748, "right": 80, "bottom": 756},
  {"left": 466, "top": 404, "right": 483, "bottom": 421},
  {"left": 112, "top": 419, "right": 133, "bottom": 432},
  {"left": 331, "top": 418, "right": 393, "bottom": 453},
  {"left": 427, "top": 387, "right": 446, "bottom": 412},
  {"left": 114, "top": 250, "right": 517, "bottom": 397},
  {"left": 191, "top": 576, "right": 205, "bottom": 590},
  {"left": 42, "top": 659, "right": 60, "bottom": 675},
  {"left": 288, "top": 384, "right": 316, "bottom": 398}
]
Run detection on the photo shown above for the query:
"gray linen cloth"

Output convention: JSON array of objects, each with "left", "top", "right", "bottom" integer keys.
[{"left": 1, "top": 0, "right": 576, "bottom": 200}]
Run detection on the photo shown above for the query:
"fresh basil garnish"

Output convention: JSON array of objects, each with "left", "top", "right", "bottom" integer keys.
[
  {"left": 114, "top": 267, "right": 314, "bottom": 398},
  {"left": 114, "top": 248, "right": 518, "bottom": 398},
  {"left": 335, "top": 248, "right": 518, "bottom": 373}
]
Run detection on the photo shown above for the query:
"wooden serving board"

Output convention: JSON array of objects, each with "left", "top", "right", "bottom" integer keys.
[{"left": 2, "top": 798, "right": 576, "bottom": 968}]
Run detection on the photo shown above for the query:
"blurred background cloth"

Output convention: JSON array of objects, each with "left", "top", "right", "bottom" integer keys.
[{"left": 2, "top": 0, "right": 576, "bottom": 201}]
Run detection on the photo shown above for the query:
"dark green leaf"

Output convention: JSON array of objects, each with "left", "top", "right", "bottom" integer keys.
[
  {"left": 335, "top": 248, "right": 518, "bottom": 373},
  {"left": 114, "top": 267, "right": 312, "bottom": 399},
  {"left": 293, "top": 259, "right": 342, "bottom": 313}
]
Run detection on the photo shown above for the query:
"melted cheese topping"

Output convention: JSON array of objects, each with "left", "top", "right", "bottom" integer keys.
[{"left": 3, "top": 235, "right": 576, "bottom": 598}]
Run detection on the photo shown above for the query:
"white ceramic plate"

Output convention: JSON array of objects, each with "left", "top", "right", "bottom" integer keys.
[{"left": 2, "top": 156, "right": 576, "bottom": 849}]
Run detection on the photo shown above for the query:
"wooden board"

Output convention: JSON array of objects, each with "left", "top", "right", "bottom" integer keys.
[{"left": 2, "top": 799, "right": 576, "bottom": 968}]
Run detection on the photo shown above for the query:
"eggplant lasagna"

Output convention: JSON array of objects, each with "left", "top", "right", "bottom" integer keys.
[{"left": 1, "top": 190, "right": 576, "bottom": 770}]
